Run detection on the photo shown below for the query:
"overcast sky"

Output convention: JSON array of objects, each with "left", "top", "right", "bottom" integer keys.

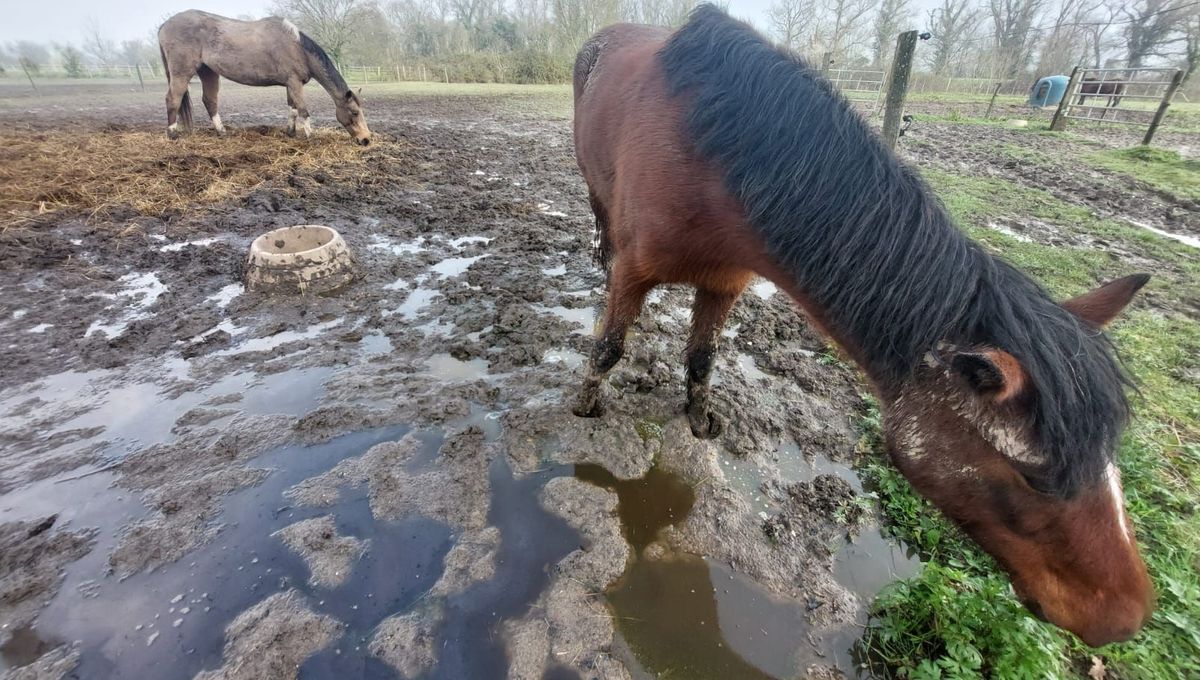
[{"left": 0, "top": 1, "right": 848, "bottom": 45}]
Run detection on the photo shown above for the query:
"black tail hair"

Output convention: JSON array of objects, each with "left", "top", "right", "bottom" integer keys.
[{"left": 160, "top": 43, "right": 192, "bottom": 131}]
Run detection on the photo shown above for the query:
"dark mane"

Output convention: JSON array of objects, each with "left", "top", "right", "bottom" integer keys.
[
  {"left": 658, "top": 5, "right": 1131, "bottom": 497},
  {"left": 299, "top": 32, "right": 349, "bottom": 93}
]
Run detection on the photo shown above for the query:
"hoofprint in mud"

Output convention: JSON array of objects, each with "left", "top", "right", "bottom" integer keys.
[{"left": 0, "top": 85, "right": 1190, "bottom": 678}]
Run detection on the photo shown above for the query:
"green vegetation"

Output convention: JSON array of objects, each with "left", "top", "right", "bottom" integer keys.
[
  {"left": 858, "top": 158, "right": 1200, "bottom": 678},
  {"left": 1090, "top": 147, "right": 1200, "bottom": 202}
]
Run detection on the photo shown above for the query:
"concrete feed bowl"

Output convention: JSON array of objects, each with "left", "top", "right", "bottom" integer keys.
[{"left": 245, "top": 225, "right": 357, "bottom": 295}]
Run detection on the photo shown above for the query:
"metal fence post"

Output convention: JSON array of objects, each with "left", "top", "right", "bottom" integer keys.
[
  {"left": 1050, "top": 66, "right": 1082, "bottom": 131},
  {"left": 882, "top": 30, "right": 918, "bottom": 150},
  {"left": 819, "top": 51, "right": 832, "bottom": 77},
  {"left": 1142, "top": 69, "right": 1184, "bottom": 146},
  {"left": 135, "top": 64, "right": 145, "bottom": 92}
]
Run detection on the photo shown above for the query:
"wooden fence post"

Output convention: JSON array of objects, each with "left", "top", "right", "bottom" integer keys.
[
  {"left": 20, "top": 60, "right": 38, "bottom": 94},
  {"left": 984, "top": 82, "right": 1002, "bottom": 118},
  {"left": 1050, "top": 66, "right": 1082, "bottom": 131},
  {"left": 819, "top": 51, "right": 832, "bottom": 77},
  {"left": 1142, "top": 69, "right": 1184, "bottom": 146},
  {"left": 882, "top": 30, "right": 918, "bottom": 150}
]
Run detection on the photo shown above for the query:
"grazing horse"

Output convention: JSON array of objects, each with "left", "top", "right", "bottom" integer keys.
[
  {"left": 1080, "top": 76, "right": 1126, "bottom": 108},
  {"left": 157, "top": 10, "right": 371, "bottom": 145},
  {"left": 571, "top": 5, "right": 1152, "bottom": 646}
]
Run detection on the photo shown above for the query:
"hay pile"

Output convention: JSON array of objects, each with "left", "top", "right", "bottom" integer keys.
[{"left": 0, "top": 125, "right": 371, "bottom": 227}]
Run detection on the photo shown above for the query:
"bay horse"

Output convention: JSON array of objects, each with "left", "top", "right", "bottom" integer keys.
[
  {"left": 1080, "top": 76, "right": 1126, "bottom": 108},
  {"left": 157, "top": 10, "right": 371, "bottom": 145},
  {"left": 571, "top": 5, "right": 1152, "bottom": 647}
]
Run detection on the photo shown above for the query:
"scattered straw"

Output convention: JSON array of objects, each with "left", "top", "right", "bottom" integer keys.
[{"left": 0, "top": 125, "right": 372, "bottom": 227}]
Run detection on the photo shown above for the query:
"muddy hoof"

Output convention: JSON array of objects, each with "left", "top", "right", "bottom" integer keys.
[
  {"left": 286, "top": 127, "right": 297, "bottom": 138},
  {"left": 166, "top": 128, "right": 180, "bottom": 140},
  {"left": 688, "top": 410, "right": 723, "bottom": 439}
]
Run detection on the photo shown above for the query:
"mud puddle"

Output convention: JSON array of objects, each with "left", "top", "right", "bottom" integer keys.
[
  {"left": 574, "top": 464, "right": 807, "bottom": 678},
  {"left": 434, "top": 458, "right": 579, "bottom": 679},
  {"left": 22, "top": 420, "right": 587, "bottom": 679},
  {"left": 579, "top": 456, "right": 921, "bottom": 679},
  {"left": 35, "top": 426, "right": 441, "bottom": 679}
]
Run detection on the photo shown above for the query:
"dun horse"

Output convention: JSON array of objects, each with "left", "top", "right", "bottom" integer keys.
[
  {"left": 572, "top": 5, "right": 1152, "bottom": 646},
  {"left": 157, "top": 10, "right": 371, "bottom": 145}
]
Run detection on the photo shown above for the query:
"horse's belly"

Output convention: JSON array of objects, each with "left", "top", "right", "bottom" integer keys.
[{"left": 201, "top": 52, "right": 290, "bottom": 87}]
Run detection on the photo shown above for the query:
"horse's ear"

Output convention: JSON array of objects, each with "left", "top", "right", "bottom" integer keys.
[
  {"left": 951, "top": 348, "right": 1026, "bottom": 402},
  {"left": 345, "top": 90, "right": 354, "bottom": 102},
  {"left": 1062, "top": 274, "right": 1150, "bottom": 327}
]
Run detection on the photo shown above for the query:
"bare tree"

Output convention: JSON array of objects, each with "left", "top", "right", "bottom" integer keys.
[
  {"left": 925, "top": 0, "right": 983, "bottom": 74},
  {"left": 552, "top": 0, "right": 622, "bottom": 52},
  {"left": 271, "top": 0, "right": 370, "bottom": 61},
  {"left": 1077, "top": 1, "right": 1120, "bottom": 67},
  {"left": 12, "top": 41, "right": 50, "bottom": 74},
  {"left": 82, "top": 18, "right": 117, "bottom": 66},
  {"left": 1037, "top": 0, "right": 1091, "bottom": 74},
  {"left": 769, "top": 0, "right": 818, "bottom": 50},
  {"left": 1117, "top": 0, "right": 1188, "bottom": 68},
  {"left": 872, "top": 0, "right": 913, "bottom": 66},
  {"left": 1183, "top": 4, "right": 1200, "bottom": 85},
  {"left": 988, "top": 0, "right": 1045, "bottom": 77},
  {"left": 823, "top": 0, "right": 878, "bottom": 61}
]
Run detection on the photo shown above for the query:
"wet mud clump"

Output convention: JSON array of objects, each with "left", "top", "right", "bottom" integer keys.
[
  {"left": 274, "top": 515, "right": 368, "bottom": 588},
  {"left": 194, "top": 590, "right": 343, "bottom": 680},
  {"left": 0, "top": 517, "right": 95, "bottom": 649}
]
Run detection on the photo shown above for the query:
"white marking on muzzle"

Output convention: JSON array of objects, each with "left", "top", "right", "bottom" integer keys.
[
  {"left": 283, "top": 19, "right": 300, "bottom": 41},
  {"left": 1107, "top": 463, "right": 1132, "bottom": 543}
]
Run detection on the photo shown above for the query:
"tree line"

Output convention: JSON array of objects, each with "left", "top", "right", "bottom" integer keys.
[{"left": 2, "top": 0, "right": 1197, "bottom": 89}]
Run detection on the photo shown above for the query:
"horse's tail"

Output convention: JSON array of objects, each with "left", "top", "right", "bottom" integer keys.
[
  {"left": 160, "top": 43, "right": 192, "bottom": 132},
  {"left": 573, "top": 34, "right": 604, "bottom": 101},
  {"left": 588, "top": 190, "right": 612, "bottom": 275}
]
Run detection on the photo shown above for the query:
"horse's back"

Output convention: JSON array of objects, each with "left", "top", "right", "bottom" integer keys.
[
  {"left": 159, "top": 10, "right": 304, "bottom": 85},
  {"left": 572, "top": 23, "right": 763, "bottom": 292}
]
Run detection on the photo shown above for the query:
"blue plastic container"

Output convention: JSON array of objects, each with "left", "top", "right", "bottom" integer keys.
[{"left": 1028, "top": 75, "right": 1069, "bottom": 107}]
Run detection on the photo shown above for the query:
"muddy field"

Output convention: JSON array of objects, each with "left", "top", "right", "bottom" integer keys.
[{"left": 0, "top": 80, "right": 1195, "bottom": 680}]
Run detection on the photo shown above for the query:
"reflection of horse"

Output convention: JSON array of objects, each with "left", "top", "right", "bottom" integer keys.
[
  {"left": 1080, "top": 76, "right": 1126, "bottom": 108},
  {"left": 572, "top": 4, "right": 1152, "bottom": 647},
  {"left": 157, "top": 10, "right": 371, "bottom": 144}
]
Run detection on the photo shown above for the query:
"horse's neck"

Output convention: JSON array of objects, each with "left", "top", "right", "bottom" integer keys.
[{"left": 306, "top": 54, "right": 348, "bottom": 101}]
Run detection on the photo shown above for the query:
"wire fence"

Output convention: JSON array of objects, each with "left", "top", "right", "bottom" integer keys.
[{"left": 0, "top": 61, "right": 1173, "bottom": 106}]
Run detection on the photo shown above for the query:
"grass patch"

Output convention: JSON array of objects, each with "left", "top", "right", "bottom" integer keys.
[
  {"left": 1089, "top": 147, "right": 1200, "bottom": 202},
  {"left": 857, "top": 166, "right": 1200, "bottom": 678},
  {"left": 0, "top": 125, "right": 380, "bottom": 227}
]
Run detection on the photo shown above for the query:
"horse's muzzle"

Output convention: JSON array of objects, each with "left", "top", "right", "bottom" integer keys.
[{"left": 357, "top": 137, "right": 371, "bottom": 147}]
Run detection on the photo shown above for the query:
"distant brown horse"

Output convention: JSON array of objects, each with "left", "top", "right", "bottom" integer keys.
[
  {"left": 1080, "top": 76, "right": 1126, "bottom": 108},
  {"left": 571, "top": 5, "right": 1152, "bottom": 647},
  {"left": 157, "top": 10, "right": 371, "bottom": 144}
]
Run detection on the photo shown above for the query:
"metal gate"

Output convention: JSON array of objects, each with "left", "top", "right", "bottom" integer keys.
[{"left": 1050, "top": 66, "right": 1184, "bottom": 144}]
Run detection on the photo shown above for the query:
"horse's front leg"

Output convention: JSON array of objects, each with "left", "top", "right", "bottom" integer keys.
[
  {"left": 286, "top": 82, "right": 311, "bottom": 138},
  {"left": 573, "top": 258, "right": 653, "bottom": 418},
  {"left": 685, "top": 285, "right": 744, "bottom": 439}
]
